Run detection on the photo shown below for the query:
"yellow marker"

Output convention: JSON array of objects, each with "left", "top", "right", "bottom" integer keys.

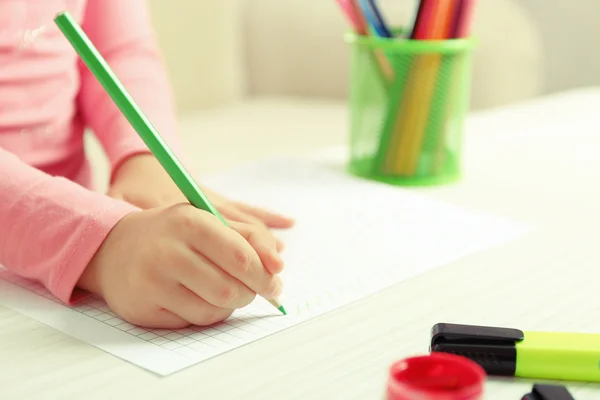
[
  {"left": 392, "top": 55, "right": 441, "bottom": 175},
  {"left": 386, "top": 0, "right": 455, "bottom": 176}
]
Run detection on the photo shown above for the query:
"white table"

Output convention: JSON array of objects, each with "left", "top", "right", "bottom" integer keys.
[{"left": 2, "top": 88, "right": 600, "bottom": 399}]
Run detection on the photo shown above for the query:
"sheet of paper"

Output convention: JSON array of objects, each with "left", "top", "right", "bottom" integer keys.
[{"left": 0, "top": 157, "right": 531, "bottom": 376}]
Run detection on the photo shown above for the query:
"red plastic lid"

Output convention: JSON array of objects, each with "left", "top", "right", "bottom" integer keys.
[{"left": 386, "top": 353, "right": 486, "bottom": 400}]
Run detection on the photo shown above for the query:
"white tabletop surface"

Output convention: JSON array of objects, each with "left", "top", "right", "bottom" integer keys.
[{"left": 3, "top": 88, "right": 600, "bottom": 399}]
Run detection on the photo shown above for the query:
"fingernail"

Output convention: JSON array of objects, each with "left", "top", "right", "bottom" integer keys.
[
  {"left": 269, "top": 277, "right": 283, "bottom": 298},
  {"left": 272, "top": 251, "right": 283, "bottom": 264},
  {"left": 275, "top": 238, "right": 285, "bottom": 252},
  {"left": 274, "top": 214, "right": 294, "bottom": 223}
]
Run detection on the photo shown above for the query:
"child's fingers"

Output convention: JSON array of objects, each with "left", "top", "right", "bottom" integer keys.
[
  {"left": 174, "top": 248, "right": 256, "bottom": 309},
  {"left": 150, "top": 308, "right": 191, "bottom": 329},
  {"left": 124, "top": 307, "right": 190, "bottom": 330},
  {"left": 228, "top": 221, "right": 284, "bottom": 275},
  {"left": 223, "top": 207, "right": 286, "bottom": 252},
  {"left": 275, "top": 237, "right": 285, "bottom": 252},
  {"left": 235, "top": 203, "right": 295, "bottom": 229},
  {"left": 184, "top": 203, "right": 286, "bottom": 253},
  {"left": 220, "top": 206, "right": 267, "bottom": 228},
  {"left": 179, "top": 208, "right": 282, "bottom": 300},
  {"left": 160, "top": 284, "right": 234, "bottom": 326}
]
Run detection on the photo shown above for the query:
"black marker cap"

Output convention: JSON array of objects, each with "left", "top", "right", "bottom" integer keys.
[
  {"left": 429, "top": 323, "right": 524, "bottom": 376},
  {"left": 521, "top": 383, "right": 575, "bottom": 400}
]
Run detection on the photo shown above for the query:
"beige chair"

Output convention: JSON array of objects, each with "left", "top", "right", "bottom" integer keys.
[
  {"left": 149, "top": 0, "right": 544, "bottom": 110},
  {"left": 88, "top": 0, "right": 545, "bottom": 189}
]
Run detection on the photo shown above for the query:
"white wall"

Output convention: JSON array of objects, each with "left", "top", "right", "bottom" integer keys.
[
  {"left": 519, "top": 0, "right": 600, "bottom": 94},
  {"left": 145, "top": 0, "right": 599, "bottom": 113},
  {"left": 146, "top": 0, "right": 243, "bottom": 112},
  {"left": 241, "top": 0, "right": 545, "bottom": 110}
]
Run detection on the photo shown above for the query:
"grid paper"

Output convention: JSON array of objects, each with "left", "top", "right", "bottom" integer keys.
[
  {"left": 0, "top": 158, "right": 531, "bottom": 376},
  {"left": 0, "top": 269, "right": 288, "bottom": 356}
]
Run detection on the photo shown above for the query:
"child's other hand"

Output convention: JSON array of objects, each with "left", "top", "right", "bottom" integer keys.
[
  {"left": 78, "top": 204, "right": 284, "bottom": 328},
  {"left": 108, "top": 154, "right": 295, "bottom": 236}
]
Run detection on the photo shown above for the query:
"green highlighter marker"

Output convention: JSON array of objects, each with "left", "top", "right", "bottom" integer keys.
[
  {"left": 54, "top": 11, "right": 285, "bottom": 316},
  {"left": 430, "top": 323, "right": 600, "bottom": 383}
]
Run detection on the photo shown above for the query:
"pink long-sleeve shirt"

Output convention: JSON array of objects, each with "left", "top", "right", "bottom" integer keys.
[{"left": 0, "top": 0, "right": 179, "bottom": 303}]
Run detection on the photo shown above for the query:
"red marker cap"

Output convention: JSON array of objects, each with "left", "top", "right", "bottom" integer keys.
[{"left": 386, "top": 353, "right": 486, "bottom": 400}]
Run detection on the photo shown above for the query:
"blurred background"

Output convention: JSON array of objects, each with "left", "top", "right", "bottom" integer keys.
[
  {"left": 91, "top": 0, "right": 600, "bottom": 187},
  {"left": 146, "top": 0, "right": 599, "bottom": 115}
]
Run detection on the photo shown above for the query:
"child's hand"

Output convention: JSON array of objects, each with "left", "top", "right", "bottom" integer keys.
[
  {"left": 78, "top": 204, "right": 284, "bottom": 329},
  {"left": 108, "top": 154, "right": 295, "bottom": 232}
]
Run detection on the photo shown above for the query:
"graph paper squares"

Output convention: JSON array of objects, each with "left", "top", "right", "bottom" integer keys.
[{"left": 0, "top": 269, "right": 288, "bottom": 360}]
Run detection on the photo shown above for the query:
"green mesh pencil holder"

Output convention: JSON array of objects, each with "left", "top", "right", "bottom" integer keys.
[{"left": 345, "top": 29, "right": 477, "bottom": 186}]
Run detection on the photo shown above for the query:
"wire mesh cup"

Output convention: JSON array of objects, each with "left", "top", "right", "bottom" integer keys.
[{"left": 345, "top": 29, "right": 477, "bottom": 186}]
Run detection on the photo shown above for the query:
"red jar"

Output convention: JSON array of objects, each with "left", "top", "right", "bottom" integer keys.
[{"left": 386, "top": 353, "right": 486, "bottom": 400}]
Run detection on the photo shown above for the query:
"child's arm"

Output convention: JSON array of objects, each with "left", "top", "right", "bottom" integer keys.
[
  {"left": 76, "top": 0, "right": 180, "bottom": 179},
  {"left": 75, "top": 0, "right": 296, "bottom": 232},
  {"left": 0, "top": 148, "right": 138, "bottom": 303},
  {"left": 0, "top": 149, "right": 283, "bottom": 328}
]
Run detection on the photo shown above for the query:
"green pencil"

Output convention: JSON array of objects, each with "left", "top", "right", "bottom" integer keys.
[{"left": 54, "top": 11, "right": 286, "bottom": 316}]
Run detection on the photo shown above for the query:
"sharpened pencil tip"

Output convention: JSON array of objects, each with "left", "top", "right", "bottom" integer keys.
[{"left": 278, "top": 305, "right": 287, "bottom": 315}]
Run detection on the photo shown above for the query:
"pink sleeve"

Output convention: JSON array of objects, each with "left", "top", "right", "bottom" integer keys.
[
  {"left": 77, "top": 0, "right": 181, "bottom": 178},
  {"left": 0, "top": 149, "right": 139, "bottom": 304}
]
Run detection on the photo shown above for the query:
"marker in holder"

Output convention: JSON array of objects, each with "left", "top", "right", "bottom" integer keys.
[{"left": 344, "top": 28, "right": 476, "bottom": 186}]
